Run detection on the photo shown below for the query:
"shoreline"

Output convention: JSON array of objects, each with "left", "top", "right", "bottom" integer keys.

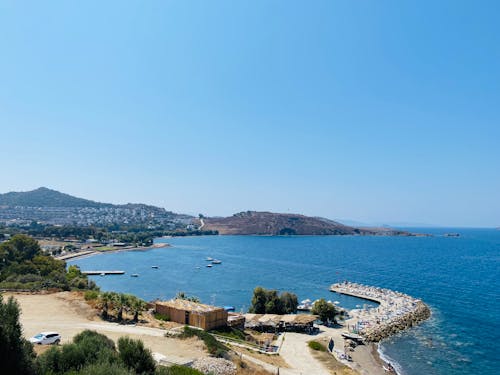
[
  {"left": 57, "top": 242, "right": 171, "bottom": 261},
  {"left": 331, "top": 281, "right": 431, "bottom": 374}
]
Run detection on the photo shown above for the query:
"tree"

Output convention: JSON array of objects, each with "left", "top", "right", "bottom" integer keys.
[
  {"left": 0, "top": 234, "right": 40, "bottom": 265},
  {"left": 175, "top": 292, "right": 200, "bottom": 303},
  {"left": 127, "top": 295, "right": 146, "bottom": 322},
  {"left": 311, "top": 298, "right": 338, "bottom": 324},
  {"left": 249, "top": 287, "right": 267, "bottom": 313},
  {"left": 279, "top": 292, "right": 298, "bottom": 314},
  {"left": 0, "top": 294, "right": 36, "bottom": 375},
  {"left": 97, "top": 292, "right": 114, "bottom": 319},
  {"left": 114, "top": 293, "right": 129, "bottom": 321},
  {"left": 264, "top": 289, "right": 282, "bottom": 314},
  {"left": 249, "top": 287, "right": 298, "bottom": 314},
  {"left": 118, "top": 337, "right": 156, "bottom": 374}
]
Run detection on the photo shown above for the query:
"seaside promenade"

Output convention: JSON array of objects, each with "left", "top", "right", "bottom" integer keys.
[{"left": 331, "top": 281, "right": 431, "bottom": 342}]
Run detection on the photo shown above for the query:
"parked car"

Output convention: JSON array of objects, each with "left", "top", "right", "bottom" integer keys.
[{"left": 29, "top": 332, "right": 61, "bottom": 345}]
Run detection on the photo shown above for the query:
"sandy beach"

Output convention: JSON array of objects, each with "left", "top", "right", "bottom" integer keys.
[{"left": 56, "top": 242, "right": 171, "bottom": 261}]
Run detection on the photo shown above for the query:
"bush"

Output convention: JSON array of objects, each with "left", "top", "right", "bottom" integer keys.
[
  {"left": 0, "top": 295, "right": 36, "bottom": 375},
  {"left": 78, "top": 362, "right": 134, "bottom": 375},
  {"left": 180, "top": 326, "right": 228, "bottom": 357},
  {"left": 154, "top": 312, "right": 170, "bottom": 321},
  {"left": 210, "top": 327, "right": 246, "bottom": 341},
  {"left": 118, "top": 337, "right": 156, "bottom": 374},
  {"left": 155, "top": 365, "right": 204, "bottom": 375},
  {"left": 84, "top": 290, "right": 100, "bottom": 301},
  {"left": 37, "top": 330, "right": 118, "bottom": 373},
  {"left": 308, "top": 340, "right": 327, "bottom": 352}
]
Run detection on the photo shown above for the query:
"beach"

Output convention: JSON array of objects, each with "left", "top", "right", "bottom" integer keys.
[{"left": 57, "top": 242, "right": 170, "bottom": 261}]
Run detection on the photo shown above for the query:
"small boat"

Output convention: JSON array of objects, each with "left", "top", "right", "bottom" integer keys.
[
  {"left": 211, "top": 260, "right": 222, "bottom": 264},
  {"left": 223, "top": 306, "right": 235, "bottom": 312},
  {"left": 151, "top": 266, "right": 159, "bottom": 269},
  {"left": 100, "top": 273, "right": 105, "bottom": 277},
  {"left": 195, "top": 266, "right": 201, "bottom": 269},
  {"left": 206, "top": 264, "right": 213, "bottom": 268},
  {"left": 205, "top": 257, "right": 214, "bottom": 261},
  {"left": 297, "top": 298, "right": 313, "bottom": 311},
  {"left": 131, "top": 274, "right": 139, "bottom": 277}
]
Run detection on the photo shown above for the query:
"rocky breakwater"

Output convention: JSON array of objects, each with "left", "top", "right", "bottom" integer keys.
[{"left": 331, "top": 281, "right": 431, "bottom": 343}]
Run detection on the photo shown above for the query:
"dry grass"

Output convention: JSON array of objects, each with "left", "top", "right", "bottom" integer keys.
[
  {"left": 231, "top": 348, "right": 289, "bottom": 368},
  {"left": 309, "top": 338, "right": 359, "bottom": 375},
  {"left": 234, "top": 358, "right": 274, "bottom": 375}
]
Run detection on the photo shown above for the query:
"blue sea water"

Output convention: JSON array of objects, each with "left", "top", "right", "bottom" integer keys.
[{"left": 68, "top": 229, "right": 500, "bottom": 375}]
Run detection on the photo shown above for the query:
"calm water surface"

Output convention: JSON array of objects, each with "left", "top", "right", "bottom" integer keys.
[{"left": 69, "top": 229, "right": 500, "bottom": 375}]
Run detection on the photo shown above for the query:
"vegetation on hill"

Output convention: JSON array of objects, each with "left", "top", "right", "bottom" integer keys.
[
  {"left": 0, "top": 235, "right": 97, "bottom": 291},
  {"left": 202, "top": 211, "right": 419, "bottom": 236},
  {"left": 0, "top": 294, "right": 36, "bottom": 374},
  {"left": 0, "top": 187, "right": 108, "bottom": 208},
  {"left": 84, "top": 291, "right": 147, "bottom": 322},
  {"left": 179, "top": 326, "right": 228, "bottom": 358},
  {"left": 0, "top": 298, "right": 202, "bottom": 375},
  {"left": 249, "top": 287, "right": 298, "bottom": 314},
  {"left": 1, "top": 224, "right": 218, "bottom": 251}
]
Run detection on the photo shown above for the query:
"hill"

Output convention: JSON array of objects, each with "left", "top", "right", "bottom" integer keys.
[
  {"left": 0, "top": 187, "right": 110, "bottom": 208},
  {"left": 0, "top": 187, "right": 192, "bottom": 227},
  {"left": 202, "top": 211, "right": 415, "bottom": 236}
]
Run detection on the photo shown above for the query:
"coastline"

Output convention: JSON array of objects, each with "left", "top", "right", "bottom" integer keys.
[
  {"left": 330, "top": 281, "right": 431, "bottom": 375},
  {"left": 57, "top": 242, "right": 171, "bottom": 261}
]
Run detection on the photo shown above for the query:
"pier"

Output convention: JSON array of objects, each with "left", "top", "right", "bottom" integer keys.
[
  {"left": 82, "top": 270, "right": 125, "bottom": 275},
  {"left": 331, "top": 281, "right": 430, "bottom": 342}
]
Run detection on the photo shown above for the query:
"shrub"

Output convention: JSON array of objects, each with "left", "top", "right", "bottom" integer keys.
[
  {"left": 0, "top": 295, "right": 36, "bottom": 375},
  {"left": 180, "top": 326, "right": 228, "bottom": 357},
  {"left": 78, "top": 362, "right": 134, "bottom": 375},
  {"left": 308, "top": 340, "right": 327, "bottom": 352},
  {"left": 118, "top": 337, "right": 156, "bottom": 375},
  {"left": 155, "top": 365, "right": 204, "bottom": 375},
  {"left": 154, "top": 312, "right": 170, "bottom": 321},
  {"left": 84, "top": 290, "right": 99, "bottom": 301}
]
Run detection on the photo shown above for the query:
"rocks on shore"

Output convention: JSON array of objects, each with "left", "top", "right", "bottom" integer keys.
[
  {"left": 192, "top": 357, "right": 237, "bottom": 375},
  {"left": 363, "top": 301, "right": 431, "bottom": 342}
]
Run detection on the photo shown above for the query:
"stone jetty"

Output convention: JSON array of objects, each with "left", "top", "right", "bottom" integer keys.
[{"left": 331, "top": 281, "right": 431, "bottom": 342}]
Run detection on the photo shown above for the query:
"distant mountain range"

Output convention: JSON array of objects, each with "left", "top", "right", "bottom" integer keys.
[{"left": 0, "top": 188, "right": 420, "bottom": 236}]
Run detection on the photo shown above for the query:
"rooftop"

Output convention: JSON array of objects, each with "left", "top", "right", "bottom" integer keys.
[{"left": 156, "top": 299, "right": 224, "bottom": 314}]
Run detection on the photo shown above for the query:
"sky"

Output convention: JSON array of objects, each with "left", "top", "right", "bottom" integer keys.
[{"left": 0, "top": 1, "right": 499, "bottom": 227}]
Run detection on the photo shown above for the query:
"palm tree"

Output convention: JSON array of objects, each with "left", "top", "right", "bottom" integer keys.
[
  {"left": 128, "top": 295, "right": 146, "bottom": 322},
  {"left": 98, "top": 292, "right": 114, "bottom": 320},
  {"left": 114, "top": 293, "right": 129, "bottom": 322}
]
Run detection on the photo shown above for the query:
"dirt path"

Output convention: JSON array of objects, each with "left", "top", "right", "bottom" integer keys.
[
  {"left": 7, "top": 292, "right": 205, "bottom": 364},
  {"left": 279, "top": 332, "right": 331, "bottom": 375}
]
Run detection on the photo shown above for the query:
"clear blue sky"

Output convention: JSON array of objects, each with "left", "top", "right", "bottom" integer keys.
[{"left": 0, "top": 1, "right": 498, "bottom": 227}]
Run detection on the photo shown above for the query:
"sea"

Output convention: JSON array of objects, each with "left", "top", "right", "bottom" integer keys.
[{"left": 68, "top": 228, "right": 500, "bottom": 375}]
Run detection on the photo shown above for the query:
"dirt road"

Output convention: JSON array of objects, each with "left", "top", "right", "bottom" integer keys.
[{"left": 8, "top": 292, "right": 205, "bottom": 365}]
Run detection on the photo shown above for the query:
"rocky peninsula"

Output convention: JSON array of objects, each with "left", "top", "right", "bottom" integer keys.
[{"left": 331, "top": 281, "right": 431, "bottom": 342}]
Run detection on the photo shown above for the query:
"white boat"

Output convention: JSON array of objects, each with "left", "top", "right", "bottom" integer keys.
[
  {"left": 206, "top": 257, "right": 214, "bottom": 261},
  {"left": 131, "top": 274, "right": 139, "bottom": 277},
  {"left": 297, "top": 299, "right": 313, "bottom": 311},
  {"left": 206, "top": 264, "right": 213, "bottom": 268},
  {"left": 211, "top": 259, "right": 222, "bottom": 264}
]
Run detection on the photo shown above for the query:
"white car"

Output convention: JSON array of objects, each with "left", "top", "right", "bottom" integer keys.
[{"left": 29, "top": 332, "right": 61, "bottom": 345}]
